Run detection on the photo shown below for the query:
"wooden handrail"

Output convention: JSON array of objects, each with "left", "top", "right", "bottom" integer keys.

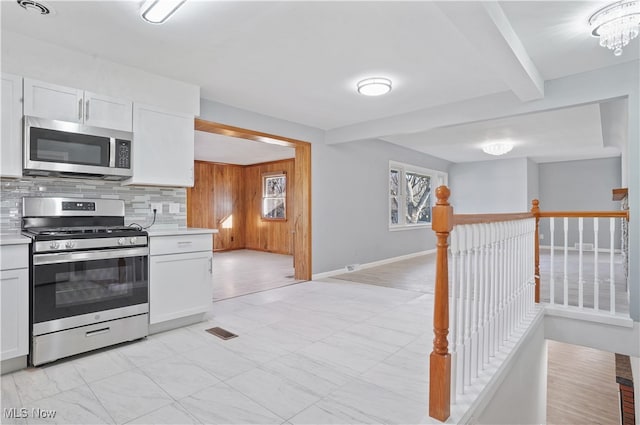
[
  {"left": 429, "top": 186, "right": 453, "bottom": 422},
  {"left": 453, "top": 212, "right": 534, "bottom": 225},
  {"left": 538, "top": 210, "right": 629, "bottom": 220}
]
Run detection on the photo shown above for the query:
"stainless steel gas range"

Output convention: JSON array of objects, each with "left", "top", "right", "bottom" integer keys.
[{"left": 22, "top": 197, "right": 149, "bottom": 366}]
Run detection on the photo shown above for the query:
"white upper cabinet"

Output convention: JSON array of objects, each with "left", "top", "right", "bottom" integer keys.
[
  {"left": 23, "top": 78, "right": 132, "bottom": 131},
  {"left": 1, "top": 73, "right": 23, "bottom": 178},
  {"left": 83, "top": 91, "right": 133, "bottom": 131},
  {"left": 126, "top": 103, "right": 194, "bottom": 187}
]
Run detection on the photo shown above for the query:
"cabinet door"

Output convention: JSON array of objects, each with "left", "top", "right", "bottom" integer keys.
[
  {"left": 149, "top": 251, "right": 213, "bottom": 325},
  {"left": 23, "top": 78, "right": 83, "bottom": 123},
  {"left": 128, "top": 104, "right": 194, "bottom": 187},
  {"left": 84, "top": 91, "right": 132, "bottom": 131},
  {"left": 1, "top": 73, "right": 23, "bottom": 178},
  {"left": 1, "top": 268, "right": 29, "bottom": 361}
]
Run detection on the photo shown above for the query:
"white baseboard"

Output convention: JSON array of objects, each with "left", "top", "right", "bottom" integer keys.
[{"left": 312, "top": 249, "right": 436, "bottom": 281}]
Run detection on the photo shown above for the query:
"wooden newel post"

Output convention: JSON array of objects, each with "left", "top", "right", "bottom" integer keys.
[
  {"left": 429, "top": 185, "right": 453, "bottom": 422},
  {"left": 531, "top": 199, "right": 540, "bottom": 303}
]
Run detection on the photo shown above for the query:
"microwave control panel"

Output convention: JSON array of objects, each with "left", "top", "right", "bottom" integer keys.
[{"left": 115, "top": 140, "right": 131, "bottom": 169}]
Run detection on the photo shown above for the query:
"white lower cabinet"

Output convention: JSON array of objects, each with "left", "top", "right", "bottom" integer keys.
[
  {"left": 149, "top": 234, "right": 213, "bottom": 330},
  {"left": 1, "top": 244, "right": 29, "bottom": 364}
]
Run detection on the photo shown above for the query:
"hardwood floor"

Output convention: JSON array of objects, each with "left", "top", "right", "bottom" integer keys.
[
  {"left": 332, "top": 255, "right": 436, "bottom": 294},
  {"left": 547, "top": 340, "right": 620, "bottom": 425},
  {"left": 212, "top": 249, "right": 303, "bottom": 300}
]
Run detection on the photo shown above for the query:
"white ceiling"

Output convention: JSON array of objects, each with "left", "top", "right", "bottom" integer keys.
[
  {"left": 382, "top": 102, "right": 621, "bottom": 163},
  {"left": 194, "top": 132, "right": 294, "bottom": 165},
  {"left": 1, "top": 0, "right": 635, "bottom": 164}
]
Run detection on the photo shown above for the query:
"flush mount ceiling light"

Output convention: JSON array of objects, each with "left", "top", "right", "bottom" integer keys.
[
  {"left": 482, "top": 141, "right": 514, "bottom": 156},
  {"left": 589, "top": 0, "right": 640, "bottom": 56},
  {"left": 140, "top": 0, "right": 186, "bottom": 24},
  {"left": 357, "top": 77, "right": 392, "bottom": 96}
]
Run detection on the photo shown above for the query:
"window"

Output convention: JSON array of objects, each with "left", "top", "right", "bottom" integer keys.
[
  {"left": 262, "top": 172, "right": 286, "bottom": 220},
  {"left": 389, "top": 161, "right": 447, "bottom": 229}
]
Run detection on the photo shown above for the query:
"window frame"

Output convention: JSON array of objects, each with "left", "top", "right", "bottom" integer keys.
[
  {"left": 389, "top": 160, "right": 448, "bottom": 231},
  {"left": 261, "top": 171, "right": 287, "bottom": 221}
]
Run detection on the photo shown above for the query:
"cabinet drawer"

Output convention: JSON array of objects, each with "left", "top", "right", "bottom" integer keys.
[
  {"left": 150, "top": 234, "right": 212, "bottom": 256},
  {"left": 0, "top": 244, "right": 28, "bottom": 270}
]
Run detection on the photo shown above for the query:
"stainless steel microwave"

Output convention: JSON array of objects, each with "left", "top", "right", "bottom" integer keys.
[{"left": 24, "top": 116, "right": 133, "bottom": 180}]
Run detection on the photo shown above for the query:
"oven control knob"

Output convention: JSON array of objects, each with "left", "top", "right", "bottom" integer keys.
[
  {"left": 118, "top": 238, "right": 126, "bottom": 246},
  {"left": 49, "top": 241, "right": 59, "bottom": 250},
  {"left": 129, "top": 237, "right": 137, "bottom": 245},
  {"left": 65, "top": 241, "right": 75, "bottom": 249}
]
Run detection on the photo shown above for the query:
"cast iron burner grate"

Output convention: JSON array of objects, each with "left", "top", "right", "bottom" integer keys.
[{"left": 205, "top": 327, "right": 238, "bottom": 340}]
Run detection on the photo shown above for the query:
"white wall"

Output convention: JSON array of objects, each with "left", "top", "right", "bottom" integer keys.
[
  {"left": 2, "top": 31, "right": 200, "bottom": 116},
  {"left": 475, "top": 318, "right": 547, "bottom": 424},
  {"left": 449, "top": 157, "right": 530, "bottom": 213}
]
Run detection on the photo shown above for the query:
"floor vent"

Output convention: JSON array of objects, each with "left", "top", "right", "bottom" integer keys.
[{"left": 205, "top": 327, "right": 238, "bottom": 340}]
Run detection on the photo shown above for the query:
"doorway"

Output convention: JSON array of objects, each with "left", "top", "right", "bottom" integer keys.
[{"left": 188, "top": 119, "right": 312, "bottom": 298}]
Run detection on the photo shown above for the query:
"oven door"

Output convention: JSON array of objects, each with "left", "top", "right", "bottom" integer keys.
[{"left": 32, "top": 247, "right": 148, "bottom": 335}]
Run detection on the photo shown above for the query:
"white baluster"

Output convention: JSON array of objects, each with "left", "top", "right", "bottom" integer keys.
[
  {"left": 563, "top": 217, "right": 569, "bottom": 307},
  {"left": 610, "top": 217, "right": 616, "bottom": 314},
  {"left": 450, "top": 227, "right": 459, "bottom": 402},
  {"left": 578, "top": 217, "right": 584, "bottom": 308},
  {"left": 594, "top": 218, "right": 599, "bottom": 311},
  {"left": 471, "top": 225, "right": 479, "bottom": 379},
  {"left": 464, "top": 225, "right": 472, "bottom": 386},
  {"left": 550, "top": 218, "right": 555, "bottom": 305},
  {"left": 482, "top": 223, "right": 490, "bottom": 367},
  {"left": 489, "top": 222, "right": 498, "bottom": 358},
  {"left": 457, "top": 226, "right": 466, "bottom": 394},
  {"left": 498, "top": 221, "right": 506, "bottom": 345}
]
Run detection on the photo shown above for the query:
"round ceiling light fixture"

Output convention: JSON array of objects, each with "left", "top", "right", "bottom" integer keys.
[
  {"left": 16, "top": 0, "right": 53, "bottom": 15},
  {"left": 482, "top": 141, "right": 514, "bottom": 156},
  {"left": 357, "top": 77, "right": 392, "bottom": 96}
]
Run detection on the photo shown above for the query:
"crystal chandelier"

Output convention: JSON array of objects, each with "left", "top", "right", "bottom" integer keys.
[{"left": 589, "top": 0, "right": 640, "bottom": 56}]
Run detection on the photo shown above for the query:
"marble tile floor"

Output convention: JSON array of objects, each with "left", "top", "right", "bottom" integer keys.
[
  {"left": 1, "top": 279, "right": 447, "bottom": 425},
  {"left": 212, "top": 250, "right": 303, "bottom": 301}
]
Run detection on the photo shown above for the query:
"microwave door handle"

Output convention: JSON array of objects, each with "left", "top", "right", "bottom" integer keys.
[
  {"left": 78, "top": 99, "right": 83, "bottom": 121},
  {"left": 109, "top": 138, "right": 116, "bottom": 168}
]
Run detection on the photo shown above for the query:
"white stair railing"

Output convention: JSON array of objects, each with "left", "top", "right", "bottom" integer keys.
[
  {"left": 448, "top": 217, "right": 536, "bottom": 402},
  {"left": 532, "top": 206, "right": 629, "bottom": 316}
]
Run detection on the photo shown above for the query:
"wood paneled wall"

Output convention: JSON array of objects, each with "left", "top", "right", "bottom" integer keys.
[
  {"left": 186, "top": 159, "right": 294, "bottom": 254},
  {"left": 244, "top": 159, "right": 295, "bottom": 254},
  {"left": 187, "top": 161, "right": 245, "bottom": 251}
]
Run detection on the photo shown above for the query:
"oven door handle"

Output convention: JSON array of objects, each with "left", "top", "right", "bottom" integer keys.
[{"left": 33, "top": 247, "right": 149, "bottom": 265}]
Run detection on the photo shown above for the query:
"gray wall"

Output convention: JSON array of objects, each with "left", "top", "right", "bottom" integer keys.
[
  {"left": 448, "top": 158, "right": 530, "bottom": 213},
  {"left": 200, "top": 99, "right": 451, "bottom": 274},
  {"left": 538, "top": 157, "right": 622, "bottom": 249},
  {"left": 312, "top": 139, "right": 450, "bottom": 273},
  {"left": 527, "top": 158, "right": 539, "bottom": 204}
]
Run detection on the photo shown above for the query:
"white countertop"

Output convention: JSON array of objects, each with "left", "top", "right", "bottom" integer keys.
[
  {"left": 146, "top": 227, "right": 219, "bottom": 237},
  {"left": 0, "top": 232, "right": 31, "bottom": 245}
]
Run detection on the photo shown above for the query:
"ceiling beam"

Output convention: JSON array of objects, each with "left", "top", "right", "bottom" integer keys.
[
  {"left": 436, "top": 1, "right": 544, "bottom": 102},
  {"left": 324, "top": 61, "right": 637, "bottom": 145}
]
